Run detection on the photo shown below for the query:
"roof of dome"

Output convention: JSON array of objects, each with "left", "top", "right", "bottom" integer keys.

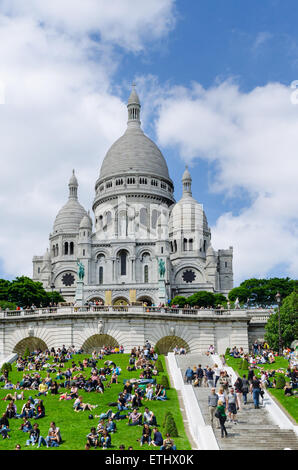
[
  {"left": 54, "top": 199, "right": 87, "bottom": 233},
  {"left": 182, "top": 166, "right": 191, "bottom": 181},
  {"left": 53, "top": 171, "right": 87, "bottom": 233},
  {"left": 99, "top": 126, "right": 170, "bottom": 180},
  {"left": 98, "top": 86, "right": 171, "bottom": 182},
  {"left": 80, "top": 213, "right": 92, "bottom": 229}
]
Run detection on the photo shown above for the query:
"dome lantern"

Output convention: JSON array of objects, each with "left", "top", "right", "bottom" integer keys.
[
  {"left": 182, "top": 165, "right": 192, "bottom": 196},
  {"left": 68, "top": 169, "right": 78, "bottom": 200}
]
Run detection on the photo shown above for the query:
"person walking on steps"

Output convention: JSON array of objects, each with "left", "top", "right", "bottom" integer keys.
[
  {"left": 250, "top": 376, "right": 262, "bottom": 409},
  {"left": 215, "top": 400, "right": 228, "bottom": 438}
]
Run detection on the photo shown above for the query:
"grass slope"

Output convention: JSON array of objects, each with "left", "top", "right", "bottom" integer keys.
[
  {"left": 0, "top": 353, "right": 191, "bottom": 450},
  {"left": 225, "top": 355, "right": 298, "bottom": 422}
]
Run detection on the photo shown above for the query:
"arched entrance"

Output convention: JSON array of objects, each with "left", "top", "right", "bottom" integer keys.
[
  {"left": 155, "top": 336, "right": 190, "bottom": 355},
  {"left": 88, "top": 297, "right": 104, "bottom": 305},
  {"left": 113, "top": 297, "right": 129, "bottom": 306},
  {"left": 137, "top": 296, "right": 153, "bottom": 306},
  {"left": 13, "top": 337, "right": 48, "bottom": 356},
  {"left": 82, "top": 334, "right": 119, "bottom": 353}
]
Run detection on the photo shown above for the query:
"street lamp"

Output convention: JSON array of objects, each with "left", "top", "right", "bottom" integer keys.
[
  {"left": 275, "top": 291, "right": 282, "bottom": 356},
  {"left": 51, "top": 283, "right": 55, "bottom": 308}
]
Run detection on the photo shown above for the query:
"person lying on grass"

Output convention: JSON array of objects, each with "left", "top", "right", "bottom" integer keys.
[{"left": 73, "top": 396, "right": 98, "bottom": 412}]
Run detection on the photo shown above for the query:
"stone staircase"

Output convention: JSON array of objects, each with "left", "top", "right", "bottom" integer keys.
[{"left": 176, "top": 354, "right": 298, "bottom": 450}]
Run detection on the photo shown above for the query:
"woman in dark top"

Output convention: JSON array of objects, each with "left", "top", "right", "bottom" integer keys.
[
  {"left": 216, "top": 400, "right": 228, "bottom": 438},
  {"left": 140, "top": 424, "right": 152, "bottom": 446},
  {"left": 50, "top": 381, "right": 59, "bottom": 395},
  {"left": 35, "top": 400, "right": 45, "bottom": 419}
]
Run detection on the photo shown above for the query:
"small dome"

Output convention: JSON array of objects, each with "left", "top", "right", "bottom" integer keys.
[
  {"left": 80, "top": 214, "right": 92, "bottom": 229},
  {"left": 69, "top": 169, "right": 78, "bottom": 186},
  {"left": 182, "top": 166, "right": 191, "bottom": 181},
  {"left": 53, "top": 199, "right": 87, "bottom": 233},
  {"left": 127, "top": 86, "right": 140, "bottom": 105}
]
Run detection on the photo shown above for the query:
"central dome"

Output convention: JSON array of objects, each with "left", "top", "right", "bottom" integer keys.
[
  {"left": 98, "top": 86, "right": 170, "bottom": 182},
  {"left": 99, "top": 125, "right": 170, "bottom": 180}
]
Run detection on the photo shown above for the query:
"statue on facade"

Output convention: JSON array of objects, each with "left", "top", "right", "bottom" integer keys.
[
  {"left": 77, "top": 260, "right": 85, "bottom": 281},
  {"left": 158, "top": 258, "right": 166, "bottom": 278}
]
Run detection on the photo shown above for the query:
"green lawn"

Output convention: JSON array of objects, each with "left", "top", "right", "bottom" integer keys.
[
  {"left": 0, "top": 353, "right": 191, "bottom": 450},
  {"left": 225, "top": 355, "right": 298, "bottom": 423}
]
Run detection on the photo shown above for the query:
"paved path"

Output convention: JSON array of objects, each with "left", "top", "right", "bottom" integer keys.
[{"left": 176, "top": 354, "right": 298, "bottom": 450}]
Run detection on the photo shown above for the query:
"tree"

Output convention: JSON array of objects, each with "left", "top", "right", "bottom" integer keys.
[
  {"left": 170, "top": 296, "right": 187, "bottom": 307},
  {"left": 228, "top": 286, "right": 250, "bottom": 304},
  {"left": 6, "top": 276, "right": 64, "bottom": 308},
  {"left": 187, "top": 291, "right": 215, "bottom": 308},
  {"left": 0, "top": 279, "right": 10, "bottom": 301},
  {"left": 213, "top": 293, "right": 227, "bottom": 306},
  {"left": 265, "top": 289, "right": 298, "bottom": 350},
  {"left": 237, "top": 277, "right": 297, "bottom": 307}
]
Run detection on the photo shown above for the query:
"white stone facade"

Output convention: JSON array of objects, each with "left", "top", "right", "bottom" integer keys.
[{"left": 32, "top": 87, "right": 233, "bottom": 304}]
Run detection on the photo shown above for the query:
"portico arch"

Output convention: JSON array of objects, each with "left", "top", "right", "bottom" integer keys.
[
  {"left": 13, "top": 337, "right": 48, "bottom": 356},
  {"left": 113, "top": 297, "right": 129, "bottom": 306},
  {"left": 155, "top": 336, "right": 190, "bottom": 355},
  {"left": 82, "top": 334, "right": 119, "bottom": 353},
  {"left": 137, "top": 296, "right": 153, "bottom": 306}
]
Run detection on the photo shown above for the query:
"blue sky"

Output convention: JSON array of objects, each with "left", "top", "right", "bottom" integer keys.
[{"left": 0, "top": 0, "right": 297, "bottom": 284}]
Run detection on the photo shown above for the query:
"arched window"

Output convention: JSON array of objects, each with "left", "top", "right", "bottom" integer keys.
[
  {"left": 203, "top": 240, "right": 206, "bottom": 252},
  {"left": 70, "top": 242, "right": 74, "bottom": 255},
  {"left": 83, "top": 249, "right": 85, "bottom": 256},
  {"left": 99, "top": 266, "right": 103, "bottom": 285},
  {"left": 140, "top": 208, "right": 148, "bottom": 227},
  {"left": 170, "top": 241, "right": 173, "bottom": 253},
  {"left": 189, "top": 239, "right": 193, "bottom": 251},
  {"left": 64, "top": 242, "right": 68, "bottom": 255},
  {"left": 183, "top": 238, "right": 188, "bottom": 251},
  {"left": 174, "top": 240, "right": 177, "bottom": 252},
  {"left": 52, "top": 246, "right": 55, "bottom": 257},
  {"left": 144, "top": 265, "right": 149, "bottom": 283},
  {"left": 56, "top": 244, "right": 59, "bottom": 256},
  {"left": 119, "top": 250, "right": 127, "bottom": 276}
]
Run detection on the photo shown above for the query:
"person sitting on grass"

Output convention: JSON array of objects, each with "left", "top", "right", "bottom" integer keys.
[
  {"left": 155, "top": 386, "right": 167, "bottom": 401},
  {"left": 127, "top": 409, "right": 142, "bottom": 426},
  {"left": 26, "top": 423, "right": 40, "bottom": 446},
  {"left": 284, "top": 382, "right": 294, "bottom": 396},
  {"left": 0, "top": 423, "right": 11, "bottom": 439},
  {"left": 37, "top": 379, "right": 48, "bottom": 397},
  {"left": 100, "top": 429, "right": 111, "bottom": 449},
  {"left": 150, "top": 427, "right": 163, "bottom": 447},
  {"left": 6, "top": 400, "right": 17, "bottom": 419},
  {"left": 50, "top": 381, "right": 59, "bottom": 395},
  {"left": 86, "top": 427, "right": 99, "bottom": 448},
  {"left": 3, "top": 390, "right": 25, "bottom": 401},
  {"left": 19, "top": 417, "right": 32, "bottom": 433},
  {"left": 106, "top": 418, "right": 117, "bottom": 434},
  {"left": 160, "top": 433, "right": 177, "bottom": 450},
  {"left": 34, "top": 400, "right": 45, "bottom": 419},
  {"left": 140, "top": 423, "right": 151, "bottom": 446},
  {"left": 143, "top": 408, "right": 157, "bottom": 426},
  {"left": 131, "top": 390, "right": 143, "bottom": 408},
  {"left": 109, "top": 372, "right": 118, "bottom": 385},
  {"left": 118, "top": 393, "right": 129, "bottom": 411},
  {"left": 96, "top": 419, "right": 105, "bottom": 435},
  {"left": 18, "top": 400, "right": 35, "bottom": 419}
]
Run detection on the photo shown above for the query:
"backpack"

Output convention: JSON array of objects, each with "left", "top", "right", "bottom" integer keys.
[{"left": 215, "top": 409, "right": 221, "bottom": 419}]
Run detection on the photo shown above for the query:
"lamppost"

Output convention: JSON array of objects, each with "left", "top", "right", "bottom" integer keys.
[
  {"left": 275, "top": 291, "right": 282, "bottom": 356},
  {"left": 51, "top": 283, "right": 55, "bottom": 308}
]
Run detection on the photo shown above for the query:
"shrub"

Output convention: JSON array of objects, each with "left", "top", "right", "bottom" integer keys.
[
  {"left": 160, "top": 375, "right": 170, "bottom": 389},
  {"left": 164, "top": 414, "right": 178, "bottom": 437},
  {"left": 275, "top": 375, "right": 286, "bottom": 389},
  {"left": 225, "top": 348, "right": 230, "bottom": 356},
  {"left": 154, "top": 345, "right": 160, "bottom": 355},
  {"left": 163, "top": 411, "right": 172, "bottom": 427},
  {"left": 156, "top": 359, "right": 164, "bottom": 372},
  {"left": 1, "top": 362, "right": 12, "bottom": 377},
  {"left": 24, "top": 347, "right": 31, "bottom": 358}
]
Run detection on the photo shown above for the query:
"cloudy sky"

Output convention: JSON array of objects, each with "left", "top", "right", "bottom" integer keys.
[{"left": 0, "top": 0, "right": 297, "bottom": 285}]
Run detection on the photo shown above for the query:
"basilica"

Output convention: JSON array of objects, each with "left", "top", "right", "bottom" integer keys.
[{"left": 32, "top": 87, "right": 233, "bottom": 305}]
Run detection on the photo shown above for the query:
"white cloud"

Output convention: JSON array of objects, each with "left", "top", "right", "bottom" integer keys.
[
  {"left": 0, "top": 2, "right": 176, "bottom": 278},
  {"left": 156, "top": 80, "right": 298, "bottom": 284},
  {"left": 1, "top": 0, "right": 175, "bottom": 51}
]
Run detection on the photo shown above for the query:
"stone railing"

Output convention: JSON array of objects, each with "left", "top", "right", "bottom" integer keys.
[{"left": 0, "top": 305, "right": 272, "bottom": 321}]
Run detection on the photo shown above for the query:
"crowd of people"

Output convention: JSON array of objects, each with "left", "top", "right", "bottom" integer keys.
[{"left": 0, "top": 341, "right": 178, "bottom": 450}]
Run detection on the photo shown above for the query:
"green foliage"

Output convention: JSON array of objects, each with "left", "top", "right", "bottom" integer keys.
[
  {"left": 225, "top": 348, "right": 230, "bottom": 355},
  {"left": 229, "top": 277, "right": 297, "bottom": 307},
  {"left": 170, "top": 296, "right": 187, "bottom": 307},
  {"left": 164, "top": 414, "right": 179, "bottom": 437},
  {"left": 275, "top": 375, "right": 286, "bottom": 389},
  {"left": 0, "top": 300, "right": 16, "bottom": 310},
  {"left": 24, "top": 347, "right": 31, "bottom": 358},
  {"left": 160, "top": 375, "right": 170, "bottom": 389},
  {"left": 265, "top": 290, "right": 298, "bottom": 350},
  {"left": 1, "top": 362, "right": 12, "bottom": 377},
  {"left": 154, "top": 345, "right": 160, "bottom": 355},
  {"left": 156, "top": 359, "right": 164, "bottom": 372},
  {"left": 213, "top": 293, "right": 227, "bottom": 306},
  {"left": 163, "top": 411, "right": 172, "bottom": 427},
  {"left": 187, "top": 291, "right": 215, "bottom": 308},
  {"left": 0, "top": 279, "right": 11, "bottom": 301},
  {"left": 0, "top": 276, "right": 65, "bottom": 308}
]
